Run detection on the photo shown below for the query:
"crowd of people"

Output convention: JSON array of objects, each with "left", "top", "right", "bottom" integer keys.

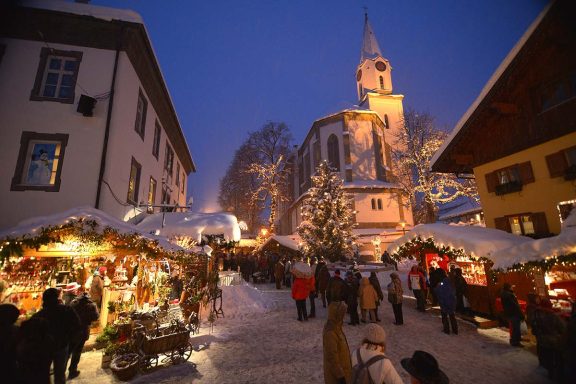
[{"left": 0, "top": 285, "right": 99, "bottom": 384}]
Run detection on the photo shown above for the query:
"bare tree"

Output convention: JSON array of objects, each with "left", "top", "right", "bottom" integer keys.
[
  {"left": 218, "top": 122, "right": 292, "bottom": 234},
  {"left": 391, "top": 108, "right": 479, "bottom": 223}
]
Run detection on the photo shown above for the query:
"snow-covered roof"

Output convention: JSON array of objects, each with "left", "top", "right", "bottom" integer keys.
[
  {"left": 438, "top": 199, "right": 482, "bottom": 221},
  {"left": 386, "top": 223, "right": 531, "bottom": 259},
  {"left": 430, "top": 3, "right": 552, "bottom": 169},
  {"left": 491, "top": 209, "right": 576, "bottom": 269},
  {"left": 136, "top": 212, "right": 241, "bottom": 243},
  {"left": 20, "top": 0, "right": 143, "bottom": 23},
  {"left": 0, "top": 206, "right": 184, "bottom": 252},
  {"left": 261, "top": 235, "right": 301, "bottom": 251},
  {"left": 343, "top": 180, "right": 397, "bottom": 189},
  {"left": 314, "top": 108, "right": 380, "bottom": 125}
]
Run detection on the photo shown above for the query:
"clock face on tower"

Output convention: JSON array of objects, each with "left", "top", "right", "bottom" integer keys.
[
  {"left": 375, "top": 61, "right": 387, "bottom": 71},
  {"left": 356, "top": 69, "right": 362, "bottom": 81}
]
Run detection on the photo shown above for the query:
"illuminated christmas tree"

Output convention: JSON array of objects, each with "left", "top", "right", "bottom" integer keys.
[{"left": 297, "top": 160, "right": 356, "bottom": 262}]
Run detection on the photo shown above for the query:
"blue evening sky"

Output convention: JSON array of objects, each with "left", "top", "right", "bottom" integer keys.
[{"left": 97, "top": 0, "right": 547, "bottom": 213}]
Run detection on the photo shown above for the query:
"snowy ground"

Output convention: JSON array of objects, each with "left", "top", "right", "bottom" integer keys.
[{"left": 72, "top": 267, "right": 552, "bottom": 384}]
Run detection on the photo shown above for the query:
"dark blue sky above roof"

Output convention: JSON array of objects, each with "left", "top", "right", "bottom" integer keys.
[{"left": 97, "top": 0, "right": 547, "bottom": 213}]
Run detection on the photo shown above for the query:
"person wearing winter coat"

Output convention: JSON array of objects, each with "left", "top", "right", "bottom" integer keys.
[
  {"left": 274, "top": 259, "right": 285, "bottom": 290},
  {"left": 500, "top": 283, "right": 525, "bottom": 347},
  {"left": 68, "top": 291, "right": 100, "bottom": 379},
  {"left": 407, "top": 265, "right": 426, "bottom": 312},
  {"left": 316, "top": 258, "right": 331, "bottom": 307},
  {"left": 387, "top": 273, "right": 404, "bottom": 325},
  {"left": 0, "top": 304, "right": 20, "bottom": 383},
  {"left": 309, "top": 257, "right": 318, "bottom": 317},
  {"left": 350, "top": 323, "right": 404, "bottom": 384},
  {"left": 359, "top": 277, "right": 378, "bottom": 323},
  {"left": 17, "top": 316, "right": 54, "bottom": 384},
  {"left": 369, "top": 272, "right": 384, "bottom": 322},
  {"left": 326, "top": 269, "right": 349, "bottom": 304},
  {"left": 284, "top": 258, "right": 292, "bottom": 288},
  {"left": 531, "top": 298, "right": 567, "bottom": 381},
  {"left": 434, "top": 269, "right": 458, "bottom": 335},
  {"left": 345, "top": 271, "right": 360, "bottom": 325},
  {"left": 32, "top": 288, "right": 81, "bottom": 384},
  {"left": 323, "top": 301, "right": 352, "bottom": 384},
  {"left": 291, "top": 258, "right": 314, "bottom": 321},
  {"left": 452, "top": 268, "right": 468, "bottom": 314}
]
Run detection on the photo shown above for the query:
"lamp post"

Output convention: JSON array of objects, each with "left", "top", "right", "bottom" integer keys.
[{"left": 399, "top": 220, "right": 406, "bottom": 235}]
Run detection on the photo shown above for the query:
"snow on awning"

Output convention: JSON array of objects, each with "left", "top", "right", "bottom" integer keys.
[
  {"left": 136, "top": 212, "right": 241, "bottom": 243},
  {"left": 386, "top": 223, "right": 531, "bottom": 259},
  {"left": 261, "top": 235, "right": 301, "bottom": 251},
  {"left": 0, "top": 206, "right": 184, "bottom": 253},
  {"left": 491, "top": 210, "right": 576, "bottom": 269}
]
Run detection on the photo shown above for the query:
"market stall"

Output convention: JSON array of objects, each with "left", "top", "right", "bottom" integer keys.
[
  {"left": 0, "top": 207, "right": 204, "bottom": 327},
  {"left": 387, "top": 223, "right": 531, "bottom": 317}
]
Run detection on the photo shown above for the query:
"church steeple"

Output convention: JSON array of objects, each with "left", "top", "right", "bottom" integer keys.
[
  {"left": 356, "top": 11, "right": 393, "bottom": 101},
  {"left": 360, "top": 12, "right": 382, "bottom": 62}
]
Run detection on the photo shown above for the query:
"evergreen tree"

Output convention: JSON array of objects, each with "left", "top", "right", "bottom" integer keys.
[{"left": 297, "top": 161, "right": 357, "bottom": 262}]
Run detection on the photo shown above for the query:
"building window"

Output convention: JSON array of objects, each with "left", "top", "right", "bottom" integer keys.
[
  {"left": 134, "top": 89, "right": 147, "bottom": 139},
  {"left": 377, "top": 198, "right": 383, "bottom": 210},
  {"left": 540, "top": 71, "right": 576, "bottom": 111},
  {"left": 358, "top": 84, "right": 363, "bottom": 98},
  {"left": 379, "top": 76, "right": 384, "bottom": 89},
  {"left": 384, "top": 114, "right": 389, "bottom": 129},
  {"left": 485, "top": 162, "right": 534, "bottom": 195},
  {"left": 147, "top": 177, "right": 157, "bottom": 213},
  {"left": 176, "top": 163, "right": 181, "bottom": 189},
  {"left": 11, "top": 132, "right": 69, "bottom": 192},
  {"left": 164, "top": 143, "right": 174, "bottom": 182},
  {"left": 371, "top": 198, "right": 376, "bottom": 210},
  {"left": 546, "top": 145, "right": 576, "bottom": 180},
  {"left": 152, "top": 121, "right": 161, "bottom": 159},
  {"left": 495, "top": 212, "right": 548, "bottom": 238},
  {"left": 30, "top": 48, "right": 82, "bottom": 103},
  {"left": 127, "top": 157, "right": 142, "bottom": 204},
  {"left": 181, "top": 172, "right": 185, "bottom": 194},
  {"left": 327, "top": 134, "right": 340, "bottom": 171}
]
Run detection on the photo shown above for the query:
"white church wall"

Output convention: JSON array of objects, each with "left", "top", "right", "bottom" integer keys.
[
  {"left": 318, "top": 120, "right": 345, "bottom": 178},
  {"left": 348, "top": 119, "right": 378, "bottom": 181},
  {"left": 354, "top": 192, "right": 403, "bottom": 223}
]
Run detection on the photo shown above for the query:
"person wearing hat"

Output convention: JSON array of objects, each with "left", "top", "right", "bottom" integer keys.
[
  {"left": 323, "top": 301, "right": 352, "bottom": 384},
  {"left": 387, "top": 272, "right": 404, "bottom": 325},
  {"left": 401, "top": 350, "right": 449, "bottom": 384},
  {"left": 350, "top": 323, "right": 404, "bottom": 384},
  {"left": 327, "top": 269, "right": 349, "bottom": 305},
  {"left": 89, "top": 267, "right": 106, "bottom": 310},
  {"left": 500, "top": 282, "right": 524, "bottom": 347},
  {"left": 32, "top": 288, "right": 81, "bottom": 384},
  {"left": 62, "top": 282, "right": 81, "bottom": 305}
]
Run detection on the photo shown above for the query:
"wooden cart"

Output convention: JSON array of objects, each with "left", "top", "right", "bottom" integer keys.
[{"left": 132, "top": 319, "right": 193, "bottom": 370}]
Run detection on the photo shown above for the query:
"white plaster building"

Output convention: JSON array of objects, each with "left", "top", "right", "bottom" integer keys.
[
  {"left": 0, "top": 0, "right": 195, "bottom": 230},
  {"left": 277, "top": 14, "right": 413, "bottom": 258}
]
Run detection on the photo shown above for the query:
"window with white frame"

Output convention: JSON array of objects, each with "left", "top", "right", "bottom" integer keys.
[
  {"left": 31, "top": 48, "right": 82, "bottom": 103},
  {"left": 164, "top": 143, "right": 174, "bottom": 182},
  {"left": 147, "top": 177, "right": 157, "bottom": 213}
]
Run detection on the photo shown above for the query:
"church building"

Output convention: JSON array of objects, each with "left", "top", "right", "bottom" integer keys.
[{"left": 276, "top": 14, "right": 413, "bottom": 258}]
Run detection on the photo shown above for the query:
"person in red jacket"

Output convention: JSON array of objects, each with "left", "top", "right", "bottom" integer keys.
[
  {"left": 408, "top": 265, "right": 426, "bottom": 312},
  {"left": 291, "top": 257, "right": 314, "bottom": 321}
]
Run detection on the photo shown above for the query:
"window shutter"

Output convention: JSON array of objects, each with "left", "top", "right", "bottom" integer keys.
[
  {"left": 494, "top": 216, "right": 511, "bottom": 232},
  {"left": 485, "top": 172, "right": 498, "bottom": 193},
  {"left": 545, "top": 151, "right": 567, "bottom": 178},
  {"left": 530, "top": 212, "right": 549, "bottom": 235},
  {"left": 518, "top": 161, "right": 534, "bottom": 184}
]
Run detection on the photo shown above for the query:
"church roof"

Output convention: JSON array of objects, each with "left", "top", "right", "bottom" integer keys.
[{"left": 360, "top": 13, "right": 382, "bottom": 62}]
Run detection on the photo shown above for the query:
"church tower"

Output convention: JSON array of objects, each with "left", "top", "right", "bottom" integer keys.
[{"left": 356, "top": 13, "right": 405, "bottom": 151}]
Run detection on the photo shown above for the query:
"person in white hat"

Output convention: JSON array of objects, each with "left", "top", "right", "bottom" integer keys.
[
  {"left": 62, "top": 282, "right": 81, "bottom": 305},
  {"left": 350, "top": 323, "right": 404, "bottom": 384}
]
